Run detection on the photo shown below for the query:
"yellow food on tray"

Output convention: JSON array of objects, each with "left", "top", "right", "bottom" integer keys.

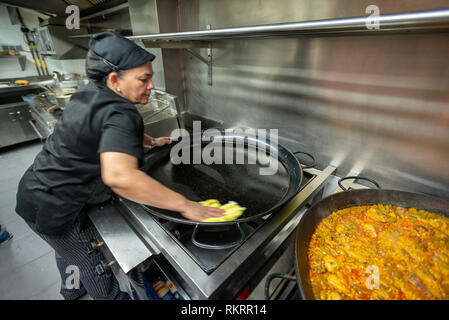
[
  {"left": 308, "top": 204, "right": 449, "bottom": 300},
  {"left": 199, "top": 199, "right": 246, "bottom": 222}
]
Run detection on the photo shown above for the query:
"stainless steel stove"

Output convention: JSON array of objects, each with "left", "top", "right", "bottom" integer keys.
[{"left": 89, "top": 165, "right": 336, "bottom": 300}]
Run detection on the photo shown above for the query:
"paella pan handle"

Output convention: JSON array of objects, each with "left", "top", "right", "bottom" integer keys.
[
  {"left": 338, "top": 176, "right": 381, "bottom": 191},
  {"left": 293, "top": 151, "right": 316, "bottom": 169},
  {"left": 264, "top": 273, "right": 296, "bottom": 300},
  {"left": 191, "top": 223, "right": 245, "bottom": 250}
]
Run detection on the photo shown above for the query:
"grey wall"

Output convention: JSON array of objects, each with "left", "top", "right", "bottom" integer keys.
[
  {"left": 150, "top": 0, "right": 449, "bottom": 200},
  {"left": 0, "top": 5, "right": 134, "bottom": 79},
  {"left": 0, "top": 5, "right": 65, "bottom": 78}
]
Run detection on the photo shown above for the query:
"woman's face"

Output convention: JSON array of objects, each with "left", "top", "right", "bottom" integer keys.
[{"left": 113, "top": 61, "right": 155, "bottom": 104}]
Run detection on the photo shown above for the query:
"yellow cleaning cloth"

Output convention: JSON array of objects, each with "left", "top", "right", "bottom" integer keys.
[{"left": 199, "top": 199, "right": 246, "bottom": 222}]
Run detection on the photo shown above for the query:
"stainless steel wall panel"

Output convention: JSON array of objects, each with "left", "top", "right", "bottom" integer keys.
[
  {"left": 152, "top": 0, "right": 449, "bottom": 199},
  {"left": 129, "top": 0, "right": 187, "bottom": 111},
  {"left": 128, "top": 0, "right": 166, "bottom": 90},
  {"left": 178, "top": 0, "right": 449, "bottom": 30}
]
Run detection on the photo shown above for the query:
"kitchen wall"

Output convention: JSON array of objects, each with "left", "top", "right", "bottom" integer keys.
[
  {"left": 154, "top": 0, "right": 449, "bottom": 200},
  {"left": 128, "top": 0, "right": 167, "bottom": 92},
  {"left": 3, "top": 1, "right": 447, "bottom": 199},
  {"left": 0, "top": 5, "right": 86, "bottom": 79}
]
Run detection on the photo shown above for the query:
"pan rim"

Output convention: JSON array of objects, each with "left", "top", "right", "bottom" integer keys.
[{"left": 141, "top": 132, "right": 303, "bottom": 226}]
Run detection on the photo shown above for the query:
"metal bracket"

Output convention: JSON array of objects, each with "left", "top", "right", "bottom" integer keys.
[
  {"left": 18, "top": 55, "right": 26, "bottom": 71},
  {"left": 206, "top": 24, "right": 212, "bottom": 86},
  {"left": 185, "top": 25, "right": 213, "bottom": 86}
]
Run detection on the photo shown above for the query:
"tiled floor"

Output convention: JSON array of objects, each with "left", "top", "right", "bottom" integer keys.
[{"left": 0, "top": 141, "right": 90, "bottom": 300}]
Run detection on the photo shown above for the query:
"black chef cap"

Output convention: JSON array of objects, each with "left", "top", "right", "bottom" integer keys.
[{"left": 85, "top": 32, "right": 155, "bottom": 81}]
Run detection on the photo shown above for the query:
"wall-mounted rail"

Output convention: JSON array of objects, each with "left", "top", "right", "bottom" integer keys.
[
  {"left": 127, "top": 9, "right": 449, "bottom": 43},
  {"left": 70, "top": 9, "right": 449, "bottom": 86}
]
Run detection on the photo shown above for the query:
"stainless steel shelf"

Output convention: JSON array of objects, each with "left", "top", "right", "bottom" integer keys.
[
  {"left": 0, "top": 55, "right": 26, "bottom": 71},
  {"left": 126, "top": 8, "right": 449, "bottom": 44}
]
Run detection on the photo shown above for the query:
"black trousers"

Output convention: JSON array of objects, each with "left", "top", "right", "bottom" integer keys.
[{"left": 25, "top": 217, "right": 130, "bottom": 300}]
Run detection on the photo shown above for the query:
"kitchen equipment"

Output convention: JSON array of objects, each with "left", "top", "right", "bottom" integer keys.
[
  {"left": 89, "top": 161, "right": 334, "bottom": 299},
  {"left": 55, "top": 94, "right": 72, "bottom": 109},
  {"left": 88, "top": 114, "right": 335, "bottom": 298},
  {"left": 294, "top": 187, "right": 449, "bottom": 300},
  {"left": 140, "top": 131, "right": 303, "bottom": 249},
  {"left": 141, "top": 132, "right": 303, "bottom": 225},
  {"left": 0, "top": 84, "right": 43, "bottom": 147}
]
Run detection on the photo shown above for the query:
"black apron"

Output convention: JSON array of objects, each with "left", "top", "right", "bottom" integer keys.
[{"left": 16, "top": 80, "right": 144, "bottom": 236}]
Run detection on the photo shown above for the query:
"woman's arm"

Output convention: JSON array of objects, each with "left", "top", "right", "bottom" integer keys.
[
  {"left": 100, "top": 151, "right": 224, "bottom": 221},
  {"left": 143, "top": 133, "right": 152, "bottom": 147}
]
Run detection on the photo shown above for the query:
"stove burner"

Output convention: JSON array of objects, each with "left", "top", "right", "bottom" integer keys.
[
  {"left": 152, "top": 171, "right": 315, "bottom": 273},
  {"left": 192, "top": 223, "right": 247, "bottom": 250}
]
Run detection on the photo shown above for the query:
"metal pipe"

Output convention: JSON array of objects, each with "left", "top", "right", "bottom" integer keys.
[
  {"left": 31, "top": 41, "right": 46, "bottom": 76},
  {"left": 37, "top": 47, "right": 50, "bottom": 76},
  {"left": 80, "top": 3, "right": 129, "bottom": 21},
  {"left": 27, "top": 41, "right": 43, "bottom": 76},
  {"left": 127, "top": 9, "right": 449, "bottom": 42},
  {"left": 34, "top": 42, "right": 50, "bottom": 76},
  {"left": 16, "top": 8, "right": 43, "bottom": 76}
]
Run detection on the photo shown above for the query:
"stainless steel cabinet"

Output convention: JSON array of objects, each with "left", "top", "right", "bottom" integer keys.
[{"left": 0, "top": 102, "right": 40, "bottom": 148}]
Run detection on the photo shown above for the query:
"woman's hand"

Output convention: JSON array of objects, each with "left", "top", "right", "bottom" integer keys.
[
  {"left": 143, "top": 134, "right": 172, "bottom": 147},
  {"left": 179, "top": 201, "right": 225, "bottom": 222},
  {"left": 153, "top": 136, "right": 172, "bottom": 147}
]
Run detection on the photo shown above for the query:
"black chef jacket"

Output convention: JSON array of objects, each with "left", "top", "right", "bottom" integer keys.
[{"left": 16, "top": 80, "right": 144, "bottom": 236}]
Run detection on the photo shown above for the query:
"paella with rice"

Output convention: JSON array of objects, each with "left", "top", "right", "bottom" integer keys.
[{"left": 308, "top": 204, "right": 449, "bottom": 300}]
